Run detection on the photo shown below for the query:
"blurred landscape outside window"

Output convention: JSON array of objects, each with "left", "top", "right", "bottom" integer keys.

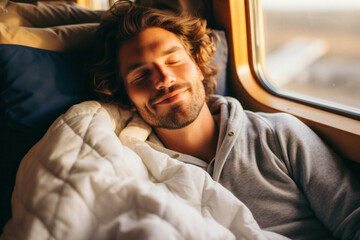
[{"left": 260, "top": 0, "right": 360, "bottom": 113}]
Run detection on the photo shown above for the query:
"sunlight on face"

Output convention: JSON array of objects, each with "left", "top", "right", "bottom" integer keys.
[{"left": 118, "top": 27, "right": 205, "bottom": 129}]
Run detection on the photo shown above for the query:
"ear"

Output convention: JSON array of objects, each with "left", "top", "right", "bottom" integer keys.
[
  {"left": 196, "top": 65, "right": 205, "bottom": 81},
  {"left": 200, "top": 71, "right": 204, "bottom": 81}
]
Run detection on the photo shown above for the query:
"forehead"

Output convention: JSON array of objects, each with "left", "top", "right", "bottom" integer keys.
[{"left": 118, "top": 27, "right": 185, "bottom": 71}]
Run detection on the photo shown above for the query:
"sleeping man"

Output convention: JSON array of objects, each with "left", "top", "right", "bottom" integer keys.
[{"left": 92, "top": 1, "right": 360, "bottom": 239}]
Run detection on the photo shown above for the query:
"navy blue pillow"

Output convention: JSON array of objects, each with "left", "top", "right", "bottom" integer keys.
[
  {"left": 0, "top": 44, "right": 84, "bottom": 128},
  {"left": 0, "top": 44, "right": 87, "bottom": 232}
]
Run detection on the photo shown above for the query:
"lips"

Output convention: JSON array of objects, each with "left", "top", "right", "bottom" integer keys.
[{"left": 153, "top": 89, "right": 187, "bottom": 105}]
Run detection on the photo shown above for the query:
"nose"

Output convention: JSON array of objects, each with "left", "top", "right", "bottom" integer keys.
[{"left": 153, "top": 64, "right": 176, "bottom": 90}]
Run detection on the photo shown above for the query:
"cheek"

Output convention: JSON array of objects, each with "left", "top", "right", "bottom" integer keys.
[
  {"left": 175, "top": 62, "right": 201, "bottom": 79},
  {"left": 126, "top": 85, "right": 151, "bottom": 107}
]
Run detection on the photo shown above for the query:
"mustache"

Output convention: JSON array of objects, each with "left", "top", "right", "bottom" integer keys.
[{"left": 149, "top": 83, "right": 190, "bottom": 106}]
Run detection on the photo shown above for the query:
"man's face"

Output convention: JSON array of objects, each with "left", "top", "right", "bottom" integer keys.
[{"left": 118, "top": 27, "right": 206, "bottom": 129}]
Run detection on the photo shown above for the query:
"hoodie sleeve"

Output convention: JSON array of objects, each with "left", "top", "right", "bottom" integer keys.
[{"left": 267, "top": 113, "right": 360, "bottom": 240}]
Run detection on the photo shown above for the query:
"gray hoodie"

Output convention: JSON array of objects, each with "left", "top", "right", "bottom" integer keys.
[{"left": 148, "top": 95, "right": 360, "bottom": 240}]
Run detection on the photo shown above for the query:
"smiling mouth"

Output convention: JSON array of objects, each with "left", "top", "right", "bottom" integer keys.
[{"left": 154, "top": 90, "right": 188, "bottom": 105}]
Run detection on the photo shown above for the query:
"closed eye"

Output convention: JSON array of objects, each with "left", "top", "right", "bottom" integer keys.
[
  {"left": 129, "top": 69, "right": 152, "bottom": 85},
  {"left": 166, "top": 59, "right": 182, "bottom": 65}
]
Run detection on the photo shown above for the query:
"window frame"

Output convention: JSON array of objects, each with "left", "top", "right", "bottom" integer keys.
[
  {"left": 250, "top": 0, "right": 360, "bottom": 120},
  {"left": 211, "top": 0, "right": 360, "bottom": 163}
]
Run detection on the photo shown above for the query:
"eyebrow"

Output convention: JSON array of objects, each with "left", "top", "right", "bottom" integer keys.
[
  {"left": 163, "top": 46, "right": 182, "bottom": 55},
  {"left": 124, "top": 46, "right": 183, "bottom": 78}
]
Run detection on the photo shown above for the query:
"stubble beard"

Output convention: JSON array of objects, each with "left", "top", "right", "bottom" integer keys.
[{"left": 136, "top": 81, "right": 206, "bottom": 130}]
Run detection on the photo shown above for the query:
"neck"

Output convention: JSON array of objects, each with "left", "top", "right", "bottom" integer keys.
[{"left": 154, "top": 103, "right": 218, "bottom": 163}]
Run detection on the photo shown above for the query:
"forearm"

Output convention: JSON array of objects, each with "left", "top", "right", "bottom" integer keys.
[{"left": 284, "top": 118, "right": 360, "bottom": 239}]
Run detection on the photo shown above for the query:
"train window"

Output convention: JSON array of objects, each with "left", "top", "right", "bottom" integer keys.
[{"left": 250, "top": 0, "right": 360, "bottom": 119}]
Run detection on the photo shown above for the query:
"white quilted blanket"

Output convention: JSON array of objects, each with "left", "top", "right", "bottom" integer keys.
[{"left": 2, "top": 101, "right": 287, "bottom": 240}]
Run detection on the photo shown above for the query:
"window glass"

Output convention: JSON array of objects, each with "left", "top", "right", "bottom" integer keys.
[{"left": 259, "top": 0, "right": 360, "bottom": 113}]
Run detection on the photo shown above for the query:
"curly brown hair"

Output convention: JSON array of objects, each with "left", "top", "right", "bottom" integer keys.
[{"left": 92, "top": 0, "right": 218, "bottom": 108}]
